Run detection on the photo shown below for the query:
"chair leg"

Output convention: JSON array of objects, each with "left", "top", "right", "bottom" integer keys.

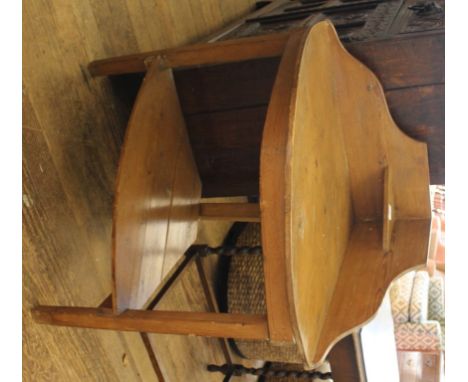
[
  {"left": 207, "top": 363, "right": 334, "bottom": 380},
  {"left": 194, "top": 245, "right": 262, "bottom": 257}
]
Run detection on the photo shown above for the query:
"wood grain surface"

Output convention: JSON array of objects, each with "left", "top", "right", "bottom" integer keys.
[
  {"left": 23, "top": 0, "right": 257, "bottom": 381},
  {"left": 288, "top": 22, "right": 354, "bottom": 362},
  {"left": 112, "top": 60, "right": 201, "bottom": 312},
  {"left": 305, "top": 22, "right": 430, "bottom": 366},
  {"left": 200, "top": 203, "right": 260, "bottom": 222},
  {"left": 89, "top": 30, "right": 290, "bottom": 75},
  {"left": 315, "top": 220, "right": 430, "bottom": 365},
  {"left": 260, "top": 21, "right": 431, "bottom": 366},
  {"left": 260, "top": 29, "right": 306, "bottom": 343}
]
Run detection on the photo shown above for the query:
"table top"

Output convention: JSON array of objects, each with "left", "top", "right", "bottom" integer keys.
[{"left": 260, "top": 21, "right": 431, "bottom": 366}]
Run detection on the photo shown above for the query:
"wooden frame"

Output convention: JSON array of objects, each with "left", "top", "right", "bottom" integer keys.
[
  {"left": 34, "top": 19, "right": 292, "bottom": 344},
  {"left": 88, "top": 30, "right": 292, "bottom": 76},
  {"left": 33, "top": 21, "right": 431, "bottom": 368},
  {"left": 32, "top": 307, "right": 268, "bottom": 340}
]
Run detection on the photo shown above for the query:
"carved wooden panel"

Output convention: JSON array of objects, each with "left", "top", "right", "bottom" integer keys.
[
  {"left": 220, "top": 0, "right": 405, "bottom": 42},
  {"left": 397, "top": 0, "right": 445, "bottom": 34}
]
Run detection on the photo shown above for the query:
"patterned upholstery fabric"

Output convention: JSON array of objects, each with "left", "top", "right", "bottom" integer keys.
[
  {"left": 390, "top": 270, "right": 445, "bottom": 352},
  {"left": 428, "top": 274, "right": 445, "bottom": 322},
  {"left": 390, "top": 271, "right": 415, "bottom": 323},
  {"left": 428, "top": 275, "right": 445, "bottom": 349},
  {"left": 439, "top": 318, "right": 445, "bottom": 350},
  {"left": 409, "top": 271, "right": 429, "bottom": 322},
  {"left": 394, "top": 322, "right": 443, "bottom": 351}
]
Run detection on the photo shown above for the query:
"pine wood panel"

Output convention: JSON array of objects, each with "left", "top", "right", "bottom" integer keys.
[
  {"left": 288, "top": 22, "right": 354, "bottom": 359},
  {"left": 260, "top": 29, "right": 305, "bottom": 343},
  {"left": 89, "top": 30, "right": 290, "bottom": 76},
  {"left": 330, "top": 51, "right": 431, "bottom": 222},
  {"left": 259, "top": 21, "right": 431, "bottom": 366},
  {"left": 112, "top": 60, "right": 201, "bottom": 312},
  {"left": 23, "top": 0, "right": 257, "bottom": 381},
  {"left": 302, "top": 22, "right": 430, "bottom": 365},
  {"left": 161, "top": 136, "right": 202, "bottom": 277},
  {"left": 315, "top": 220, "right": 430, "bottom": 364}
]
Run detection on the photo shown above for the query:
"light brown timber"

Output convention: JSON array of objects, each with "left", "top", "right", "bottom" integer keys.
[
  {"left": 112, "top": 59, "right": 201, "bottom": 313},
  {"left": 260, "top": 28, "right": 306, "bottom": 344},
  {"left": 32, "top": 307, "right": 269, "bottom": 340},
  {"left": 260, "top": 21, "right": 431, "bottom": 366},
  {"left": 89, "top": 31, "right": 292, "bottom": 76},
  {"left": 199, "top": 203, "right": 260, "bottom": 222}
]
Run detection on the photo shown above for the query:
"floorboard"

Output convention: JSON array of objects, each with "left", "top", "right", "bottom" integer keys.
[{"left": 23, "top": 1, "right": 257, "bottom": 381}]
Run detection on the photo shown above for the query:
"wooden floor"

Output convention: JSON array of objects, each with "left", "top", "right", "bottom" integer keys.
[{"left": 22, "top": 1, "right": 258, "bottom": 381}]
